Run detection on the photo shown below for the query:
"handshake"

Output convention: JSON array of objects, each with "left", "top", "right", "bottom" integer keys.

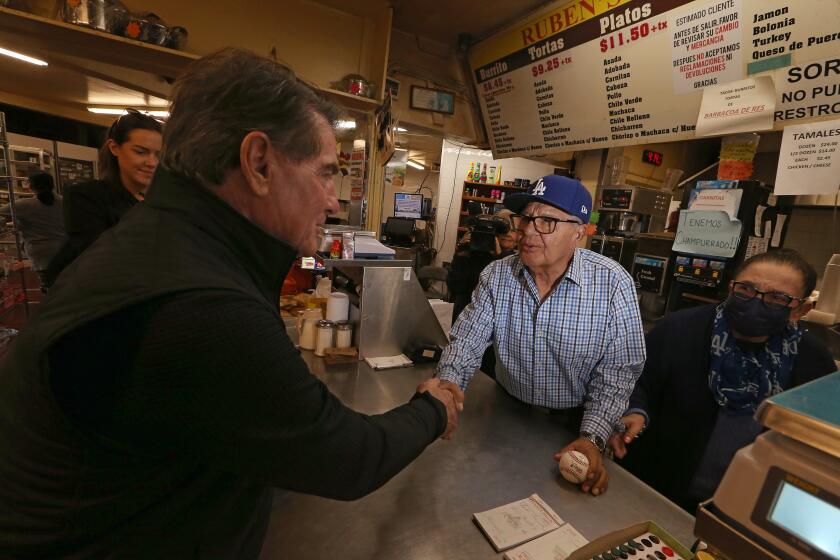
[{"left": 417, "top": 379, "right": 465, "bottom": 440}]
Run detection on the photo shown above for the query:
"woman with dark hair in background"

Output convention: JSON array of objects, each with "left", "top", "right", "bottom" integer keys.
[
  {"left": 0, "top": 173, "right": 67, "bottom": 287},
  {"left": 44, "top": 109, "right": 162, "bottom": 286},
  {"left": 610, "top": 249, "right": 835, "bottom": 513}
]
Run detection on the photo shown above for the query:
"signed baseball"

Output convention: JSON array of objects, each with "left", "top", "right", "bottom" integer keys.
[{"left": 558, "top": 450, "right": 589, "bottom": 484}]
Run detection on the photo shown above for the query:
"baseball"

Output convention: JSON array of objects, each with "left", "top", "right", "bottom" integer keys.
[{"left": 558, "top": 450, "right": 589, "bottom": 484}]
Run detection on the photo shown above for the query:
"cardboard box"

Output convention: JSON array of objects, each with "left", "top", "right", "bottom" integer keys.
[{"left": 567, "top": 521, "right": 693, "bottom": 560}]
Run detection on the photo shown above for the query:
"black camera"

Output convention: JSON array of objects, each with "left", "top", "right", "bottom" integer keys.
[{"left": 467, "top": 214, "right": 510, "bottom": 254}]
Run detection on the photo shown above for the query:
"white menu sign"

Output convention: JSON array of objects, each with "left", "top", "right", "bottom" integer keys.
[
  {"left": 774, "top": 118, "right": 840, "bottom": 195},
  {"left": 469, "top": 0, "right": 840, "bottom": 158}
]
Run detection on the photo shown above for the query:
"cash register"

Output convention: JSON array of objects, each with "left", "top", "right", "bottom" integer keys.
[{"left": 695, "top": 372, "right": 840, "bottom": 560}]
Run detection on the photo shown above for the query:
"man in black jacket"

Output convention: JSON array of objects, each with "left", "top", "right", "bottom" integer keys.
[
  {"left": 0, "top": 48, "right": 459, "bottom": 559},
  {"left": 610, "top": 249, "right": 835, "bottom": 513}
]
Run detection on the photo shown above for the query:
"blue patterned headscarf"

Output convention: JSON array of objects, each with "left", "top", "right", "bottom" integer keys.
[{"left": 708, "top": 303, "right": 800, "bottom": 415}]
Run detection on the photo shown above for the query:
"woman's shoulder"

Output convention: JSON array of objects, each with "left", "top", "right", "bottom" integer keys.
[
  {"left": 796, "top": 328, "right": 837, "bottom": 381},
  {"left": 658, "top": 304, "right": 717, "bottom": 330},
  {"left": 63, "top": 180, "right": 114, "bottom": 205},
  {"left": 64, "top": 179, "right": 109, "bottom": 194}
]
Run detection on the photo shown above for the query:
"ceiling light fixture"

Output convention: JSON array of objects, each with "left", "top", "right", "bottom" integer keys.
[
  {"left": 336, "top": 120, "right": 357, "bottom": 129},
  {"left": 406, "top": 160, "right": 425, "bottom": 170},
  {"left": 87, "top": 107, "right": 170, "bottom": 118},
  {"left": 0, "top": 47, "right": 48, "bottom": 67},
  {"left": 395, "top": 127, "right": 407, "bottom": 132}
]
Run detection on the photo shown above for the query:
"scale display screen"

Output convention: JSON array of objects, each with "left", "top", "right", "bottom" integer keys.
[{"left": 769, "top": 481, "right": 840, "bottom": 559}]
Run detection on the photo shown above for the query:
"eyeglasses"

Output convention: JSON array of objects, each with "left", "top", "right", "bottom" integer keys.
[
  {"left": 731, "top": 281, "right": 806, "bottom": 309},
  {"left": 509, "top": 213, "right": 581, "bottom": 234}
]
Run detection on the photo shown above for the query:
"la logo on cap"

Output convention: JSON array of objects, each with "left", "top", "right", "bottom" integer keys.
[
  {"left": 581, "top": 205, "right": 588, "bottom": 214},
  {"left": 532, "top": 179, "right": 546, "bottom": 196}
]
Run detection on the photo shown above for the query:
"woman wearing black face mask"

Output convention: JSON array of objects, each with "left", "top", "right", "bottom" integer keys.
[{"left": 607, "top": 249, "right": 835, "bottom": 514}]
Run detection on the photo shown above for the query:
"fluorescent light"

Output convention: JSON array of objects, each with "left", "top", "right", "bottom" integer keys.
[
  {"left": 87, "top": 107, "right": 169, "bottom": 118},
  {"left": 406, "top": 160, "right": 425, "bottom": 170},
  {"left": 336, "top": 120, "right": 356, "bottom": 129},
  {"left": 0, "top": 47, "right": 48, "bottom": 67},
  {"left": 395, "top": 127, "right": 407, "bottom": 132}
]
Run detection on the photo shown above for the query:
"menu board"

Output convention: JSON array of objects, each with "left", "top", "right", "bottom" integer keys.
[
  {"left": 469, "top": 0, "right": 840, "bottom": 158},
  {"left": 58, "top": 157, "right": 96, "bottom": 188}
]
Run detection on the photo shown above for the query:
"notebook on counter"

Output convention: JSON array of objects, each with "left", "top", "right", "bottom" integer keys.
[{"left": 473, "top": 494, "right": 565, "bottom": 552}]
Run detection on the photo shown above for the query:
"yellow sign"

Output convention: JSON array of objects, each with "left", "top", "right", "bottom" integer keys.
[{"left": 469, "top": 0, "right": 633, "bottom": 69}]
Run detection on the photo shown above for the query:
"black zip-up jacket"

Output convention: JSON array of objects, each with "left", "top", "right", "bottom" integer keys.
[{"left": 0, "top": 169, "right": 446, "bottom": 559}]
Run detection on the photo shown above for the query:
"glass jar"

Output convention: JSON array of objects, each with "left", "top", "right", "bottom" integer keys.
[
  {"left": 314, "top": 320, "right": 335, "bottom": 357},
  {"left": 341, "top": 232, "right": 355, "bottom": 259},
  {"left": 334, "top": 321, "right": 353, "bottom": 349}
]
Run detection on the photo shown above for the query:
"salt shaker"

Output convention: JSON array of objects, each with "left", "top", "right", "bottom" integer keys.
[
  {"left": 334, "top": 321, "right": 353, "bottom": 348},
  {"left": 314, "top": 320, "right": 335, "bottom": 357}
]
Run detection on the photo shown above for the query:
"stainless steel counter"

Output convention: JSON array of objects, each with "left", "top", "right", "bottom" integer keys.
[{"left": 259, "top": 353, "right": 695, "bottom": 559}]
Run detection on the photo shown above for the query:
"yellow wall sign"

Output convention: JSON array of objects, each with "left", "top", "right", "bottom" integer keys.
[{"left": 469, "top": 0, "right": 634, "bottom": 69}]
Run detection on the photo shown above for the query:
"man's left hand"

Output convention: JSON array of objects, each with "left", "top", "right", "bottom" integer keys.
[{"left": 555, "top": 438, "right": 608, "bottom": 496}]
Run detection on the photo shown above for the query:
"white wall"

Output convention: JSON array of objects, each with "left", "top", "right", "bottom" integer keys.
[
  {"left": 382, "top": 166, "right": 439, "bottom": 221},
  {"left": 435, "top": 139, "right": 555, "bottom": 265}
]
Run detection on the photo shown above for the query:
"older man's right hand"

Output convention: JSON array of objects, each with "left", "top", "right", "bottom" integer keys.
[{"left": 417, "top": 379, "right": 461, "bottom": 440}]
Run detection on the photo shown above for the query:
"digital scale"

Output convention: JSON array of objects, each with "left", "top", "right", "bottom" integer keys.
[{"left": 696, "top": 372, "right": 840, "bottom": 560}]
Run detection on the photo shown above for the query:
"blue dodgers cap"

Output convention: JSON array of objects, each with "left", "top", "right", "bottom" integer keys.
[{"left": 504, "top": 175, "right": 593, "bottom": 224}]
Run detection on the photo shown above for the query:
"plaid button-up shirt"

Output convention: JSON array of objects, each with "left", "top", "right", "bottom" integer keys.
[{"left": 436, "top": 249, "right": 645, "bottom": 442}]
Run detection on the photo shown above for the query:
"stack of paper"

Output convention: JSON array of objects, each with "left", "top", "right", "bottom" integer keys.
[
  {"left": 504, "top": 524, "right": 589, "bottom": 560},
  {"left": 364, "top": 354, "right": 413, "bottom": 370},
  {"left": 473, "top": 494, "right": 588, "bottom": 560}
]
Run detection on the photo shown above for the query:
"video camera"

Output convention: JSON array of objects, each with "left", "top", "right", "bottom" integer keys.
[{"left": 465, "top": 202, "right": 510, "bottom": 254}]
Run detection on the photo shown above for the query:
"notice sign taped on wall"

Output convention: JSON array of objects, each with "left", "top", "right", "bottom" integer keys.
[
  {"left": 672, "top": 210, "right": 743, "bottom": 258},
  {"left": 774, "top": 117, "right": 840, "bottom": 195}
]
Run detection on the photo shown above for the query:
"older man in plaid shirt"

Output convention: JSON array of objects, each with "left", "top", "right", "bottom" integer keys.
[{"left": 436, "top": 175, "right": 645, "bottom": 496}]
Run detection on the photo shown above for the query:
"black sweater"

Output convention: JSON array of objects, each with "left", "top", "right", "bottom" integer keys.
[
  {"left": 0, "top": 169, "right": 446, "bottom": 559},
  {"left": 619, "top": 304, "right": 836, "bottom": 513}
]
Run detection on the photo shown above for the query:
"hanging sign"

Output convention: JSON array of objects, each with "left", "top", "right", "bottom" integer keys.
[
  {"left": 695, "top": 75, "right": 776, "bottom": 136},
  {"left": 670, "top": 0, "right": 744, "bottom": 95},
  {"left": 469, "top": 0, "right": 840, "bottom": 158},
  {"left": 774, "top": 117, "right": 840, "bottom": 195},
  {"left": 672, "top": 210, "right": 743, "bottom": 257}
]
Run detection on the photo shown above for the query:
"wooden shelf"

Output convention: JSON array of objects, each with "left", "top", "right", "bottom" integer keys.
[
  {"left": 464, "top": 180, "right": 528, "bottom": 191},
  {"left": 0, "top": 6, "right": 198, "bottom": 77},
  {"left": 462, "top": 195, "right": 498, "bottom": 203},
  {"left": 321, "top": 88, "right": 381, "bottom": 113},
  {"left": 0, "top": 7, "right": 383, "bottom": 112}
]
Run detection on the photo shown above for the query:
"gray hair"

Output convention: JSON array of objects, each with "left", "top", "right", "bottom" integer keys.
[{"left": 162, "top": 48, "right": 344, "bottom": 186}]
